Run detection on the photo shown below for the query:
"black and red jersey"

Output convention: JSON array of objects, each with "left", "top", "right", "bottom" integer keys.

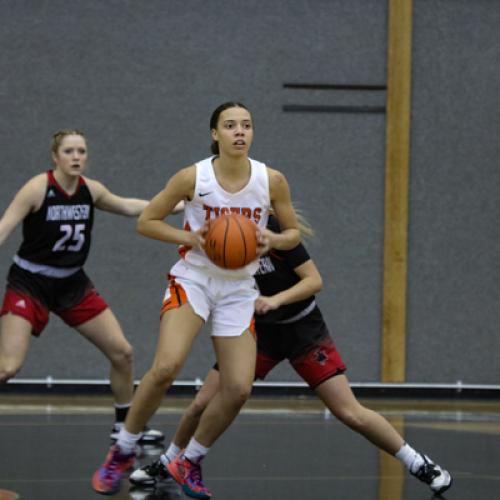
[
  {"left": 254, "top": 215, "right": 314, "bottom": 324},
  {"left": 17, "top": 170, "right": 94, "bottom": 268}
]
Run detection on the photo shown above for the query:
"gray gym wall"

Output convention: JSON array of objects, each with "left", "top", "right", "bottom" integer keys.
[{"left": 0, "top": 0, "right": 498, "bottom": 386}]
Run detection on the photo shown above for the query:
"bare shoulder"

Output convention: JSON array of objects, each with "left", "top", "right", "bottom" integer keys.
[
  {"left": 175, "top": 165, "right": 196, "bottom": 183},
  {"left": 82, "top": 175, "right": 102, "bottom": 189},
  {"left": 266, "top": 166, "right": 290, "bottom": 193},
  {"left": 26, "top": 172, "right": 48, "bottom": 188},
  {"left": 22, "top": 173, "right": 48, "bottom": 199},
  {"left": 167, "top": 165, "right": 196, "bottom": 193},
  {"left": 82, "top": 176, "right": 106, "bottom": 200},
  {"left": 9, "top": 173, "right": 48, "bottom": 212}
]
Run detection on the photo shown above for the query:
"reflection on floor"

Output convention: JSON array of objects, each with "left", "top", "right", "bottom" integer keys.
[{"left": 0, "top": 395, "right": 499, "bottom": 499}]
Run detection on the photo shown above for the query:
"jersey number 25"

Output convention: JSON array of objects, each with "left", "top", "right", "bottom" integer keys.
[{"left": 53, "top": 224, "right": 85, "bottom": 252}]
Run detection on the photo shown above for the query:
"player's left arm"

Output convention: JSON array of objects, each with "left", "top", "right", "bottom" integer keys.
[
  {"left": 255, "top": 259, "right": 323, "bottom": 314},
  {"left": 86, "top": 178, "right": 148, "bottom": 216},
  {"left": 265, "top": 167, "right": 300, "bottom": 251}
]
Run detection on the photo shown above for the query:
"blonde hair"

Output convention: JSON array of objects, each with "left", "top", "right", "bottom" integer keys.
[
  {"left": 269, "top": 207, "right": 314, "bottom": 239},
  {"left": 295, "top": 209, "right": 314, "bottom": 239},
  {"left": 51, "top": 129, "right": 86, "bottom": 154}
]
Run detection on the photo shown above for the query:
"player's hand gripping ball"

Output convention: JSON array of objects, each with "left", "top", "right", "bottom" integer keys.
[{"left": 203, "top": 214, "right": 258, "bottom": 269}]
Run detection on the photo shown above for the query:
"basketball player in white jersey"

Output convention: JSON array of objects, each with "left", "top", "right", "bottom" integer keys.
[
  {"left": 93, "top": 102, "right": 301, "bottom": 498},
  {"left": 0, "top": 130, "right": 164, "bottom": 443}
]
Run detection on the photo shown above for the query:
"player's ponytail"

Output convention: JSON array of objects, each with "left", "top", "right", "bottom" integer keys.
[
  {"left": 295, "top": 209, "right": 314, "bottom": 239},
  {"left": 268, "top": 206, "right": 314, "bottom": 239}
]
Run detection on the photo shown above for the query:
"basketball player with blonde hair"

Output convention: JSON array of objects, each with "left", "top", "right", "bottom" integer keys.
[{"left": 0, "top": 130, "right": 164, "bottom": 443}]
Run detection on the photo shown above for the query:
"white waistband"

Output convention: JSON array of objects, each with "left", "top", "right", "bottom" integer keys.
[
  {"left": 275, "top": 300, "right": 317, "bottom": 324},
  {"left": 13, "top": 255, "right": 81, "bottom": 278}
]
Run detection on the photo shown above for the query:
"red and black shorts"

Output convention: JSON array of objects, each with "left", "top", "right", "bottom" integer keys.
[
  {"left": 0, "top": 264, "right": 108, "bottom": 336},
  {"left": 255, "top": 306, "right": 346, "bottom": 389}
]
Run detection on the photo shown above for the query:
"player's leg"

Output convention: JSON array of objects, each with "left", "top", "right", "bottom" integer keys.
[
  {"left": 56, "top": 271, "right": 145, "bottom": 439},
  {"left": 0, "top": 314, "right": 32, "bottom": 383},
  {"left": 194, "top": 330, "right": 255, "bottom": 445},
  {"left": 133, "top": 350, "right": 279, "bottom": 489},
  {"left": 316, "top": 374, "right": 404, "bottom": 452},
  {"left": 315, "top": 374, "right": 451, "bottom": 494},
  {"left": 130, "top": 368, "right": 221, "bottom": 488},
  {"left": 125, "top": 303, "right": 203, "bottom": 434},
  {"left": 76, "top": 308, "right": 134, "bottom": 404},
  {"left": 290, "top": 307, "right": 452, "bottom": 496},
  {"left": 0, "top": 285, "right": 48, "bottom": 383},
  {"left": 173, "top": 367, "right": 221, "bottom": 449},
  {"left": 71, "top": 306, "right": 165, "bottom": 442},
  {"left": 93, "top": 303, "right": 203, "bottom": 495},
  {"left": 289, "top": 312, "right": 403, "bottom": 453},
  {"left": 170, "top": 275, "right": 257, "bottom": 453},
  {"left": 167, "top": 330, "right": 256, "bottom": 500},
  {"left": 298, "top": 341, "right": 451, "bottom": 496}
]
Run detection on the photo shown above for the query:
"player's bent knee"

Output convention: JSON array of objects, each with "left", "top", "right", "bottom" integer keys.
[
  {"left": 186, "top": 399, "right": 210, "bottom": 419},
  {"left": 110, "top": 344, "right": 134, "bottom": 370},
  {"left": 148, "top": 361, "right": 180, "bottom": 387},
  {"left": 220, "top": 382, "right": 252, "bottom": 408}
]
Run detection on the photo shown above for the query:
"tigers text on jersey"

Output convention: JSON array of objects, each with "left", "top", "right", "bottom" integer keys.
[
  {"left": 16, "top": 170, "right": 94, "bottom": 268},
  {"left": 180, "top": 156, "right": 270, "bottom": 279}
]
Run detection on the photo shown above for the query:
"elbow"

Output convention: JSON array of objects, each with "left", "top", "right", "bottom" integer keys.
[
  {"left": 293, "top": 229, "right": 301, "bottom": 246},
  {"left": 314, "top": 275, "right": 324, "bottom": 294}
]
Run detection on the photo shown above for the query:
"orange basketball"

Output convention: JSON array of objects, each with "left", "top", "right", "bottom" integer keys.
[{"left": 204, "top": 214, "right": 258, "bottom": 269}]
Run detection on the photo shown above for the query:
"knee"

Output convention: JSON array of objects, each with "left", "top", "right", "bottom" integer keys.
[
  {"left": 148, "top": 360, "right": 181, "bottom": 388},
  {"left": 185, "top": 398, "right": 210, "bottom": 419},
  {"left": 220, "top": 381, "right": 252, "bottom": 410},
  {"left": 334, "top": 405, "right": 368, "bottom": 431},
  {"left": 109, "top": 344, "right": 134, "bottom": 370}
]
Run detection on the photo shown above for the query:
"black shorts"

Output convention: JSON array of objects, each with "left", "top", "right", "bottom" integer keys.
[
  {"left": 255, "top": 307, "right": 346, "bottom": 389},
  {"left": 0, "top": 263, "right": 107, "bottom": 335}
]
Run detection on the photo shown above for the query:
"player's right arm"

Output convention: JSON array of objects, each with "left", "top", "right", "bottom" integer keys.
[
  {"left": 136, "top": 166, "right": 202, "bottom": 249},
  {"left": 0, "top": 175, "right": 46, "bottom": 247},
  {"left": 255, "top": 259, "right": 323, "bottom": 315}
]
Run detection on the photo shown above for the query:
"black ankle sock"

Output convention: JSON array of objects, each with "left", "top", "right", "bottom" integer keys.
[{"left": 115, "top": 405, "right": 130, "bottom": 423}]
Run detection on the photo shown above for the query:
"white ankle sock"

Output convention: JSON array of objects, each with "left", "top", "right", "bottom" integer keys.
[
  {"left": 395, "top": 443, "right": 424, "bottom": 473},
  {"left": 184, "top": 438, "right": 210, "bottom": 463},
  {"left": 164, "top": 442, "right": 182, "bottom": 462},
  {"left": 116, "top": 426, "right": 141, "bottom": 454}
]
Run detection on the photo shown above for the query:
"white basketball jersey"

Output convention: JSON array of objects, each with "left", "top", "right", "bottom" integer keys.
[{"left": 179, "top": 156, "right": 270, "bottom": 279}]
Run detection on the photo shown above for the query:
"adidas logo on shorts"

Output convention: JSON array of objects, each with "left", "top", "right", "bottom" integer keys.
[{"left": 15, "top": 299, "right": 27, "bottom": 309}]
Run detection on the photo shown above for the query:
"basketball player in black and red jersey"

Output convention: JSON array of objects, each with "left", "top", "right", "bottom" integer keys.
[
  {"left": 0, "top": 130, "right": 163, "bottom": 444},
  {"left": 130, "top": 213, "right": 453, "bottom": 497}
]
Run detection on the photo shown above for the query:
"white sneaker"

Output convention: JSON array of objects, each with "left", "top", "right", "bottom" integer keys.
[{"left": 411, "top": 454, "right": 452, "bottom": 494}]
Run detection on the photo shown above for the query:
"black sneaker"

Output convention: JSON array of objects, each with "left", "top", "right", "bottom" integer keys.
[
  {"left": 410, "top": 454, "right": 452, "bottom": 494},
  {"left": 110, "top": 423, "right": 165, "bottom": 443},
  {"left": 130, "top": 458, "right": 171, "bottom": 487}
]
